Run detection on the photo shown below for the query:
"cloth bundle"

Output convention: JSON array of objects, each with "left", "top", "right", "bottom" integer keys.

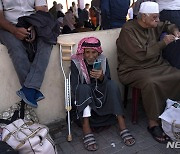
[
  {"left": 2, "top": 119, "right": 57, "bottom": 154},
  {"left": 159, "top": 99, "right": 180, "bottom": 141},
  {"left": 0, "top": 101, "right": 39, "bottom": 128}
]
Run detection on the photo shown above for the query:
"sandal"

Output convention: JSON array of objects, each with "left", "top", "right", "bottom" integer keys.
[
  {"left": 147, "top": 126, "right": 170, "bottom": 144},
  {"left": 83, "top": 133, "right": 98, "bottom": 151},
  {"left": 120, "top": 129, "right": 136, "bottom": 146}
]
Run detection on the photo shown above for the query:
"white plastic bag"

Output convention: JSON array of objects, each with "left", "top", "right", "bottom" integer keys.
[{"left": 159, "top": 99, "right": 180, "bottom": 141}]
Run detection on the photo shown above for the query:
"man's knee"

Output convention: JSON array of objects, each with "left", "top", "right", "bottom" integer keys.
[
  {"left": 37, "top": 38, "right": 52, "bottom": 51},
  {"left": 0, "top": 30, "right": 22, "bottom": 49},
  {"left": 140, "top": 76, "right": 156, "bottom": 88},
  {"left": 1, "top": 36, "right": 25, "bottom": 57}
]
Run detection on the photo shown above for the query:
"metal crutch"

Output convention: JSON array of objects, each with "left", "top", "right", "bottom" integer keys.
[{"left": 59, "top": 42, "right": 75, "bottom": 142}]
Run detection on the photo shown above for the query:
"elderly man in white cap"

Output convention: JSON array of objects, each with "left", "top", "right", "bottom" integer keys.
[
  {"left": 133, "top": 0, "right": 156, "bottom": 18},
  {"left": 116, "top": 1, "right": 180, "bottom": 143}
]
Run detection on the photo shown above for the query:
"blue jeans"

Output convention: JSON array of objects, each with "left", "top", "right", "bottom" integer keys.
[{"left": 0, "top": 29, "right": 52, "bottom": 90}]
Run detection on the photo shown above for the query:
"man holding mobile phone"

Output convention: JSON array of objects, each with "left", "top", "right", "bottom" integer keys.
[
  {"left": 116, "top": 1, "right": 180, "bottom": 143},
  {"left": 91, "top": 61, "right": 103, "bottom": 80},
  {"left": 70, "top": 37, "right": 135, "bottom": 151}
]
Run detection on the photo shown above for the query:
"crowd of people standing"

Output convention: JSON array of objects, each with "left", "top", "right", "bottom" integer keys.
[
  {"left": 49, "top": 1, "right": 96, "bottom": 34},
  {"left": 48, "top": 0, "right": 131, "bottom": 33}
]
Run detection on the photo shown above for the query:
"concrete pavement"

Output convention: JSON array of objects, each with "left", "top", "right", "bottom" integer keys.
[{"left": 48, "top": 101, "right": 180, "bottom": 154}]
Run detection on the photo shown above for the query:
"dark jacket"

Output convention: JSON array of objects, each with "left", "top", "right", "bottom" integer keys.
[
  {"left": 57, "top": 11, "right": 65, "bottom": 18},
  {"left": 16, "top": 11, "right": 60, "bottom": 62},
  {"left": 17, "top": 11, "right": 60, "bottom": 45},
  {"left": 100, "top": 0, "right": 130, "bottom": 29},
  {"left": 82, "top": 9, "right": 89, "bottom": 22}
]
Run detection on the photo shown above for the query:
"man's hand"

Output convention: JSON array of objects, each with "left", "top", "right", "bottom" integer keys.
[
  {"left": 163, "top": 34, "right": 175, "bottom": 45},
  {"left": 90, "top": 69, "right": 104, "bottom": 81},
  {"left": 0, "top": 11, "right": 31, "bottom": 40},
  {"left": 13, "top": 27, "right": 30, "bottom": 40},
  {"left": 25, "top": 26, "right": 36, "bottom": 43},
  {"left": 173, "top": 30, "right": 180, "bottom": 38}
]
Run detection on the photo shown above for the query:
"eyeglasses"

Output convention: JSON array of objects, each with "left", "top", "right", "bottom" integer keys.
[
  {"left": 146, "top": 14, "right": 159, "bottom": 21},
  {"left": 151, "top": 15, "right": 159, "bottom": 21}
]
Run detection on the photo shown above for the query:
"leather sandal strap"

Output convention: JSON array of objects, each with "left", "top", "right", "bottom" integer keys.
[
  {"left": 120, "top": 129, "right": 135, "bottom": 146},
  {"left": 87, "top": 141, "right": 96, "bottom": 146},
  {"left": 120, "top": 129, "right": 129, "bottom": 134},
  {"left": 83, "top": 133, "right": 97, "bottom": 149},
  {"left": 83, "top": 133, "right": 94, "bottom": 139},
  {"left": 149, "top": 126, "right": 164, "bottom": 138},
  {"left": 84, "top": 137, "right": 95, "bottom": 144},
  {"left": 120, "top": 129, "right": 130, "bottom": 136}
]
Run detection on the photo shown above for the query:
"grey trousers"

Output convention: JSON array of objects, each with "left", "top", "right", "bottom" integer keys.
[{"left": 0, "top": 29, "right": 52, "bottom": 90}]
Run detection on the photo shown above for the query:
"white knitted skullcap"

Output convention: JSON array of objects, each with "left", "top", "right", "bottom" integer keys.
[{"left": 139, "top": 1, "right": 159, "bottom": 14}]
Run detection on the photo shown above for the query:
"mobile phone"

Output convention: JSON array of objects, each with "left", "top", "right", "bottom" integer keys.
[
  {"left": 93, "top": 61, "right": 101, "bottom": 70},
  {"left": 27, "top": 29, "right": 33, "bottom": 40}
]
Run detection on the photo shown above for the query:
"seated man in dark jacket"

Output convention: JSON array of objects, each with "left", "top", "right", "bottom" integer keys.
[{"left": 0, "top": 0, "right": 52, "bottom": 108}]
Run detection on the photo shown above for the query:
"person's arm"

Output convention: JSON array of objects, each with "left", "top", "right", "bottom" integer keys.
[
  {"left": 116, "top": 27, "right": 167, "bottom": 61},
  {"left": 157, "top": 21, "right": 180, "bottom": 45},
  {"left": 166, "top": 23, "right": 180, "bottom": 38},
  {"left": 164, "top": 21, "right": 179, "bottom": 35},
  {"left": 35, "top": 6, "right": 48, "bottom": 12},
  {"left": 158, "top": 21, "right": 180, "bottom": 36},
  {"left": 35, "top": 0, "right": 48, "bottom": 12},
  {"left": 0, "top": 11, "right": 29, "bottom": 40}
]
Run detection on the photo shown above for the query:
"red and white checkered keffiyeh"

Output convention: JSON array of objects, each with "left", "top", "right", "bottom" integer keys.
[{"left": 71, "top": 37, "right": 103, "bottom": 84}]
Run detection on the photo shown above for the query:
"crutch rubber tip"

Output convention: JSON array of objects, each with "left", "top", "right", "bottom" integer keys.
[{"left": 67, "top": 134, "right": 72, "bottom": 142}]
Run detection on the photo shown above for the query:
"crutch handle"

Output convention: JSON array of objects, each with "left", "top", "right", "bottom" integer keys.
[{"left": 57, "top": 41, "right": 75, "bottom": 46}]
